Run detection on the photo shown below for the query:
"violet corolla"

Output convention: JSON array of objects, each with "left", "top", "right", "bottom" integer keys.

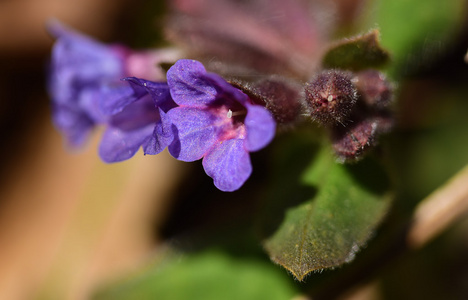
[
  {"left": 98, "top": 78, "right": 176, "bottom": 162},
  {"left": 48, "top": 21, "right": 125, "bottom": 147},
  {"left": 165, "top": 59, "right": 276, "bottom": 191},
  {"left": 48, "top": 22, "right": 276, "bottom": 191},
  {"left": 48, "top": 21, "right": 178, "bottom": 161}
]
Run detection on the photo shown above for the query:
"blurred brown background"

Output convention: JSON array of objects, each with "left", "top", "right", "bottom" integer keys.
[{"left": 0, "top": 1, "right": 183, "bottom": 299}]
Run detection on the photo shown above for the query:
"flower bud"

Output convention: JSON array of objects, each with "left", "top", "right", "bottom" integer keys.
[
  {"left": 353, "top": 70, "right": 392, "bottom": 109},
  {"left": 305, "top": 69, "right": 358, "bottom": 125},
  {"left": 332, "top": 117, "right": 377, "bottom": 161}
]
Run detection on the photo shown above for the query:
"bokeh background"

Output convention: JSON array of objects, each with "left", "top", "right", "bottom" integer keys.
[
  {"left": 0, "top": 1, "right": 186, "bottom": 299},
  {"left": 1, "top": 0, "right": 468, "bottom": 299}
]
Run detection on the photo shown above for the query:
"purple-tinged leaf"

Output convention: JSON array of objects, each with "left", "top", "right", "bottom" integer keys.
[{"left": 166, "top": 0, "right": 328, "bottom": 78}]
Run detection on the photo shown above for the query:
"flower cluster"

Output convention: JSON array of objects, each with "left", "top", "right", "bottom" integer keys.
[
  {"left": 48, "top": 14, "right": 395, "bottom": 190},
  {"left": 48, "top": 22, "right": 276, "bottom": 192}
]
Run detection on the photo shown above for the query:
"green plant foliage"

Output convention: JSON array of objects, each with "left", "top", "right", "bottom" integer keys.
[
  {"left": 370, "top": 0, "right": 466, "bottom": 77},
  {"left": 261, "top": 134, "right": 393, "bottom": 280},
  {"left": 388, "top": 84, "right": 468, "bottom": 205},
  {"left": 322, "top": 30, "right": 390, "bottom": 71},
  {"left": 93, "top": 251, "right": 298, "bottom": 300}
]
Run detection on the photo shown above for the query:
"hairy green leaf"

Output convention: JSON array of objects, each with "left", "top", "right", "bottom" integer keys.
[
  {"left": 322, "top": 30, "right": 390, "bottom": 71},
  {"left": 261, "top": 135, "right": 393, "bottom": 281}
]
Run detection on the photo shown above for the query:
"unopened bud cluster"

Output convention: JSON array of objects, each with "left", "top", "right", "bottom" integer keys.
[
  {"left": 304, "top": 70, "right": 357, "bottom": 125},
  {"left": 304, "top": 69, "right": 394, "bottom": 161},
  {"left": 354, "top": 70, "right": 392, "bottom": 109}
]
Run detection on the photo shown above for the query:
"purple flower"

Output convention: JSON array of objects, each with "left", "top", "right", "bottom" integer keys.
[
  {"left": 97, "top": 78, "right": 176, "bottom": 162},
  {"left": 47, "top": 20, "right": 179, "bottom": 149},
  {"left": 166, "top": 59, "right": 276, "bottom": 191},
  {"left": 48, "top": 21, "right": 125, "bottom": 146}
]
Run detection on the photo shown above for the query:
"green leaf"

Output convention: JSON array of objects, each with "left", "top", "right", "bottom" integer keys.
[
  {"left": 322, "top": 30, "right": 390, "bottom": 71},
  {"left": 261, "top": 134, "right": 393, "bottom": 281},
  {"left": 93, "top": 250, "right": 298, "bottom": 300},
  {"left": 368, "top": 0, "right": 466, "bottom": 77}
]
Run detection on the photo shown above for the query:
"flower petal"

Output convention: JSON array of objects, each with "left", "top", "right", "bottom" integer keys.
[
  {"left": 202, "top": 139, "right": 252, "bottom": 192},
  {"left": 97, "top": 83, "right": 138, "bottom": 115},
  {"left": 244, "top": 104, "right": 276, "bottom": 151},
  {"left": 167, "top": 107, "right": 221, "bottom": 161},
  {"left": 48, "top": 21, "right": 124, "bottom": 106},
  {"left": 123, "top": 77, "right": 177, "bottom": 112},
  {"left": 142, "top": 109, "right": 174, "bottom": 155},
  {"left": 167, "top": 59, "right": 217, "bottom": 106},
  {"left": 52, "top": 104, "right": 94, "bottom": 147},
  {"left": 108, "top": 94, "right": 160, "bottom": 131},
  {"left": 98, "top": 124, "right": 154, "bottom": 163},
  {"left": 167, "top": 59, "right": 248, "bottom": 107}
]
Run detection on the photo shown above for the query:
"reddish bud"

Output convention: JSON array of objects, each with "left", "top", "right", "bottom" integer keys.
[
  {"left": 332, "top": 117, "right": 377, "bottom": 161},
  {"left": 354, "top": 70, "right": 392, "bottom": 109},
  {"left": 305, "top": 69, "right": 358, "bottom": 125}
]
